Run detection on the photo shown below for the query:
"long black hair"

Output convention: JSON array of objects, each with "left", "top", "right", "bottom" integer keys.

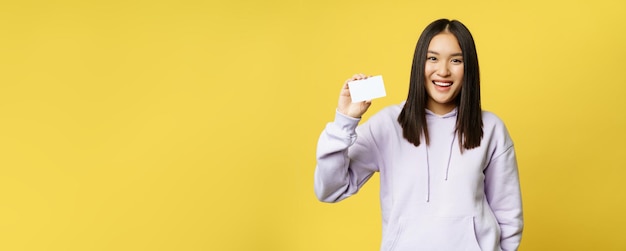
[{"left": 397, "top": 19, "right": 483, "bottom": 151}]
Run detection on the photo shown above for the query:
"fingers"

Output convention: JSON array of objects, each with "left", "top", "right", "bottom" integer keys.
[
  {"left": 338, "top": 73, "right": 375, "bottom": 118},
  {"left": 344, "top": 73, "right": 368, "bottom": 86},
  {"left": 342, "top": 73, "right": 368, "bottom": 94}
]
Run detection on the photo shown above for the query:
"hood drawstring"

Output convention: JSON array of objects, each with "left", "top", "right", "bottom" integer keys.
[
  {"left": 425, "top": 145, "right": 431, "bottom": 202},
  {"left": 424, "top": 129, "right": 457, "bottom": 202},
  {"left": 445, "top": 133, "right": 456, "bottom": 181}
]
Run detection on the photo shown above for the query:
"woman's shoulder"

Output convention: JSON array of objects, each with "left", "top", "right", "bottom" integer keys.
[
  {"left": 481, "top": 110, "right": 506, "bottom": 126},
  {"left": 378, "top": 102, "right": 404, "bottom": 116},
  {"left": 481, "top": 110, "right": 514, "bottom": 144},
  {"left": 360, "top": 102, "right": 404, "bottom": 128}
]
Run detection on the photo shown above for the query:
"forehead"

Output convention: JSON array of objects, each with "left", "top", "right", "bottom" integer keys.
[{"left": 427, "top": 32, "right": 461, "bottom": 53}]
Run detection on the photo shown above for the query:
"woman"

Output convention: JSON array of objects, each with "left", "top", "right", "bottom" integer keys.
[{"left": 314, "top": 19, "right": 523, "bottom": 251}]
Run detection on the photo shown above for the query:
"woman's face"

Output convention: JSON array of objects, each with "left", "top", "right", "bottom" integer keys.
[{"left": 424, "top": 32, "right": 464, "bottom": 114}]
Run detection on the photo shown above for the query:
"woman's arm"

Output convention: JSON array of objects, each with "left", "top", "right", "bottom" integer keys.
[
  {"left": 314, "top": 111, "right": 379, "bottom": 202},
  {"left": 314, "top": 74, "right": 378, "bottom": 202},
  {"left": 484, "top": 144, "right": 524, "bottom": 251}
]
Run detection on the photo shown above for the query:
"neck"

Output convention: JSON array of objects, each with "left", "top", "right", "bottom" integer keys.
[{"left": 426, "top": 102, "right": 457, "bottom": 115}]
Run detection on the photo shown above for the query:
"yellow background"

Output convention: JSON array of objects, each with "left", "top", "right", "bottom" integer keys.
[{"left": 1, "top": 0, "right": 625, "bottom": 250}]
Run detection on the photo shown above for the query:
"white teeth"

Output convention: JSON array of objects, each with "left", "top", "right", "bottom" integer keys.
[{"left": 434, "top": 81, "right": 452, "bottom": 87}]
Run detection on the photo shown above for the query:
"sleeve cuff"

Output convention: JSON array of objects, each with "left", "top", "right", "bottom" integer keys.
[{"left": 334, "top": 109, "right": 361, "bottom": 133}]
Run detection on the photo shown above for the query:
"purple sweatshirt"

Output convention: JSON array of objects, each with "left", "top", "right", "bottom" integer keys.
[{"left": 315, "top": 103, "right": 523, "bottom": 251}]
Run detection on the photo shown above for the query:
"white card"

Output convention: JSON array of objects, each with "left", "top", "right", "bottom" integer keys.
[{"left": 348, "top": 75, "right": 386, "bottom": 103}]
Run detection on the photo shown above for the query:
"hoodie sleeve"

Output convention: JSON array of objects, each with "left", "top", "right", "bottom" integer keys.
[
  {"left": 314, "top": 110, "right": 380, "bottom": 203},
  {"left": 484, "top": 142, "right": 524, "bottom": 251}
]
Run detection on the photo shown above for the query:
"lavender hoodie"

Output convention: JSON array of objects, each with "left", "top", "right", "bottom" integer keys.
[{"left": 315, "top": 103, "right": 523, "bottom": 251}]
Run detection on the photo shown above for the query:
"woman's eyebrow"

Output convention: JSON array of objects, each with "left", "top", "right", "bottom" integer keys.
[{"left": 427, "top": 51, "right": 463, "bottom": 57}]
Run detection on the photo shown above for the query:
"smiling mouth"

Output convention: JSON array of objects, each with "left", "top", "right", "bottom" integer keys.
[{"left": 433, "top": 81, "right": 452, "bottom": 87}]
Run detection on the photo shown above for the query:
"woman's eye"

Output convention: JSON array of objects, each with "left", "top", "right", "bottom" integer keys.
[
  {"left": 427, "top": 57, "right": 437, "bottom": 61},
  {"left": 452, "top": 59, "right": 463, "bottom": 63}
]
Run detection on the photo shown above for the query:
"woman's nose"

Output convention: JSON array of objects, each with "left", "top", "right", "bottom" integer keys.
[{"left": 436, "top": 62, "right": 451, "bottom": 77}]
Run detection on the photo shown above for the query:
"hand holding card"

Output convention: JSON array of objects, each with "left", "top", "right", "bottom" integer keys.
[{"left": 348, "top": 75, "right": 387, "bottom": 103}]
